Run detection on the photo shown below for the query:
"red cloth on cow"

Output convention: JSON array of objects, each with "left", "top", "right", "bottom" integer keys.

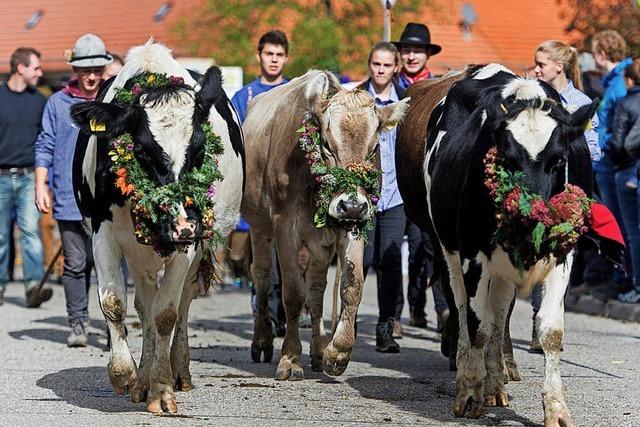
[{"left": 590, "top": 202, "right": 625, "bottom": 247}]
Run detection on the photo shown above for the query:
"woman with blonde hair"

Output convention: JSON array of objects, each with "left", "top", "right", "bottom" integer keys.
[{"left": 529, "top": 40, "right": 601, "bottom": 352}]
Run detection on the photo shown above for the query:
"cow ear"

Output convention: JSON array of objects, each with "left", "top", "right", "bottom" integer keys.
[
  {"left": 196, "top": 66, "right": 225, "bottom": 115},
  {"left": 70, "top": 102, "right": 137, "bottom": 138},
  {"left": 376, "top": 97, "right": 410, "bottom": 131},
  {"left": 305, "top": 72, "right": 335, "bottom": 117},
  {"left": 480, "top": 88, "right": 509, "bottom": 130},
  {"left": 569, "top": 99, "right": 599, "bottom": 135}
]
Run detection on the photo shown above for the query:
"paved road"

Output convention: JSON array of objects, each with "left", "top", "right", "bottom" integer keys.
[{"left": 1, "top": 270, "right": 638, "bottom": 426}]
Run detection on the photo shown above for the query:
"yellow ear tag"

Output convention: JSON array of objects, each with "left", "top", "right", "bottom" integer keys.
[
  {"left": 384, "top": 121, "right": 398, "bottom": 130},
  {"left": 89, "top": 119, "right": 106, "bottom": 132},
  {"left": 499, "top": 103, "right": 508, "bottom": 113},
  {"left": 585, "top": 120, "right": 593, "bottom": 131}
]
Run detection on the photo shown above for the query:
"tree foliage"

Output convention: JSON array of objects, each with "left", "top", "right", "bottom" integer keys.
[
  {"left": 560, "top": 0, "right": 640, "bottom": 57},
  {"left": 173, "top": 0, "right": 430, "bottom": 82}
]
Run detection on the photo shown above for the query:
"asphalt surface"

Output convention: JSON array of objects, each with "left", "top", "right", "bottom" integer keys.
[{"left": 1, "top": 269, "right": 639, "bottom": 426}]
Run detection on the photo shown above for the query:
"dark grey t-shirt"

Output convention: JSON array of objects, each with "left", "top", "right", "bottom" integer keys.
[{"left": 0, "top": 83, "right": 46, "bottom": 168}]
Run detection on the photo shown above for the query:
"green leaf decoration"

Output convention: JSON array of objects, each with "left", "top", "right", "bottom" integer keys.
[{"left": 532, "top": 221, "right": 545, "bottom": 253}]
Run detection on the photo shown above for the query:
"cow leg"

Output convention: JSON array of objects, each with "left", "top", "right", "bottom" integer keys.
[
  {"left": 170, "top": 254, "right": 201, "bottom": 392},
  {"left": 94, "top": 227, "right": 138, "bottom": 397},
  {"left": 273, "top": 224, "right": 305, "bottom": 381},
  {"left": 146, "top": 250, "right": 194, "bottom": 414},
  {"left": 538, "top": 254, "right": 575, "bottom": 427},
  {"left": 323, "top": 236, "right": 365, "bottom": 376},
  {"left": 250, "top": 230, "right": 274, "bottom": 363},
  {"left": 131, "top": 271, "right": 157, "bottom": 403},
  {"left": 502, "top": 295, "right": 521, "bottom": 382},
  {"left": 306, "top": 244, "right": 332, "bottom": 372},
  {"left": 441, "top": 251, "right": 485, "bottom": 419},
  {"left": 483, "top": 279, "right": 514, "bottom": 408}
]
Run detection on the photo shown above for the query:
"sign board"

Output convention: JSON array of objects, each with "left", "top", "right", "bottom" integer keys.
[{"left": 176, "top": 57, "right": 244, "bottom": 98}]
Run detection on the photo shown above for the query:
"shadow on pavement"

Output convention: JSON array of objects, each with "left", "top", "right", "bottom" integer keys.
[{"left": 36, "top": 366, "right": 143, "bottom": 413}]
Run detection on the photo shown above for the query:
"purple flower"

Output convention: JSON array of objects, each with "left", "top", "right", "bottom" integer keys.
[
  {"left": 126, "top": 144, "right": 134, "bottom": 151},
  {"left": 315, "top": 176, "right": 322, "bottom": 183},
  {"left": 131, "top": 83, "right": 142, "bottom": 96},
  {"left": 169, "top": 76, "right": 185, "bottom": 85},
  {"left": 206, "top": 184, "right": 216, "bottom": 200},
  {"left": 370, "top": 195, "right": 379, "bottom": 205}
]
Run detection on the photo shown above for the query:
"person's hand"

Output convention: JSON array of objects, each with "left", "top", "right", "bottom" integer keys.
[{"left": 35, "top": 182, "right": 51, "bottom": 214}]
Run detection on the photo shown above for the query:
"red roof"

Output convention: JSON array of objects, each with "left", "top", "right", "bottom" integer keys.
[{"left": 0, "top": 0, "right": 202, "bottom": 73}]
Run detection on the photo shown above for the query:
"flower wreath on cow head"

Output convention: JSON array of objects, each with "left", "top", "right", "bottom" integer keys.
[
  {"left": 297, "top": 112, "right": 380, "bottom": 238},
  {"left": 103, "top": 72, "right": 226, "bottom": 257}
]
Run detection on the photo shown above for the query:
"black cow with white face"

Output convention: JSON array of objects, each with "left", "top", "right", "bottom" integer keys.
[
  {"left": 422, "top": 64, "right": 597, "bottom": 426},
  {"left": 70, "top": 41, "right": 244, "bottom": 414}
]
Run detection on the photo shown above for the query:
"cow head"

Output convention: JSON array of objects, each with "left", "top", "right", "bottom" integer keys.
[
  {"left": 480, "top": 79, "right": 598, "bottom": 201},
  {"left": 71, "top": 67, "right": 226, "bottom": 247},
  {"left": 304, "top": 73, "right": 410, "bottom": 224}
]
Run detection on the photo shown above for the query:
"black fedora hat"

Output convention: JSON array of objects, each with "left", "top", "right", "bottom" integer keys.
[{"left": 392, "top": 22, "right": 442, "bottom": 56}]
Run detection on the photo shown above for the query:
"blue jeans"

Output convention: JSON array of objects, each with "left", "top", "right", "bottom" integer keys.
[
  {"left": 0, "top": 173, "right": 43, "bottom": 289},
  {"left": 615, "top": 164, "right": 640, "bottom": 286},
  {"left": 58, "top": 221, "right": 92, "bottom": 324}
]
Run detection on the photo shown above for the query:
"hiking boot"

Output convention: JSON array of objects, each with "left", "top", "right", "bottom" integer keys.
[
  {"left": 437, "top": 308, "right": 450, "bottom": 333},
  {"left": 410, "top": 311, "right": 427, "bottom": 328},
  {"left": 67, "top": 320, "right": 88, "bottom": 348},
  {"left": 529, "top": 319, "right": 543, "bottom": 354},
  {"left": 392, "top": 319, "right": 403, "bottom": 339},
  {"left": 617, "top": 287, "right": 640, "bottom": 304},
  {"left": 376, "top": 318, "right": 400, "bottom": 353},
  {"left": 25, "top": 282, "right": 53, "bottom": 308}
]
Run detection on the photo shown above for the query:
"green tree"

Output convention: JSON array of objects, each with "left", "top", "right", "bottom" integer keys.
[
  {"left": 560, "top": 0, "right": 640, "bottom": 57},
  {"left": 173, "top": 0, "right": 429, "bottom": 83}
]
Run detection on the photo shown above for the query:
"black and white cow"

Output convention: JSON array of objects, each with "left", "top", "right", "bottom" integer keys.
[
  {"left": 415, "top": 64, "right": 597, "bottom": 426},
  {"left": 70, "top": 41, "right": 244, "bottom": 414}
]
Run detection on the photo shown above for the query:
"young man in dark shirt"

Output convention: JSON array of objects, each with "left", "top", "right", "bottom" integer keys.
[{"left": 0, "top": 47, "right": 51, "bottom": 307}]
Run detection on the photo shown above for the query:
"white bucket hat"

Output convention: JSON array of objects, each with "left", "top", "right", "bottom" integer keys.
[{"left": 66, "top": 34, "right": 113, "bottom": 67}]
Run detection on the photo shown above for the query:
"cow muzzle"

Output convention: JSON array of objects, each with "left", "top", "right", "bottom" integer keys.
[
  {"left": 328, "top": 192, "right": 371, "bottom": 222},
  {"left": 172, "top": 215, "right": 198, "bottom": 242}
]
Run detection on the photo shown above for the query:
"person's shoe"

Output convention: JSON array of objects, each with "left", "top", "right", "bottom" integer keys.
[
  {"left": 529, "top": 320, "right": 543, "bottom": 354},
  {"left": 569, "top": 282, "right": 592, "bottom": 298},
  {"left": 409, "top": 311, "right": 427, "bottom": 328},
  {"left": 25, "top": 282, "right": 52, "bottom": 308},
  {"left": 392, "top": 319, "right": 403, "bottom": 339},
  {"left": 376, "top": 319, "right": 400, "bottom": 353},
  {"left": 617, "top": 287, "right": 640, "bottom": 304},
  {"left": 232, "top": 277, "right": 243, "bottom": 289},
  {"left": 67, "top": 320, "right": 88, "bottom": 348},
  {"left": 437, "top": 308, "right": 450, "bottom": 333}
]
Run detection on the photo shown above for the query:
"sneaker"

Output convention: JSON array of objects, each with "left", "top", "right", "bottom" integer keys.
[
  {"left": 376, "top": 318, "right": 400, "bottom": 353},
  {"left": 617, "top": 287, "right": 640, "bottom": 304},
  {"left": 410, "top": 311, "right": 427, "bottom": 328},
  {"left": 392, "top": 319, "right": 403, "bottom": 339},
  {"left": 25, "top": 282, "right": 53, "bottom": 308},
  {"left": 67, "top": 320, "right": 88, "bottom": 348},
  {"left": 232, "top": 277, "right": 243, "bottom": 289}
]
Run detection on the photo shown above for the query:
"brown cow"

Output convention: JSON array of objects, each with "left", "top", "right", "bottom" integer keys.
[
  {"left": 395, "top": 69, "right": 521, "bottom": 382},
  {"left": 242, "top": 70, "right": 409, "bottom": 380}
]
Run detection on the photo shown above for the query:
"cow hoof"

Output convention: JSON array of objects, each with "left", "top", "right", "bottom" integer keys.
[
  {"left": 251, "top": 341, "right": 273, "bottom": 363},
  {"left": 507, "top": 365, "right": 521, "bottom": 382},
  {"left": 484, "top": 391, "right": 509, "bottom": 407},
  {"left": 544, "top": 411, "right": 575, "bottom": 427},
  {"left": 454, "top": 396, "right": 484, "bottom": 418},
  {"left": 108, "top": 358, "right": 138, "bottom": 396},
  {"left": 130, "top": 385, "right": 147, "bottom": 403},
  {"left": 275, "top": 360, "right": 304, "bottom": 381},
  {"left": 147, "top": 392, "right": 178, "bottom": 414},
  {"left": 322, "top": 344, "right": 351, "bottom": 376},
  {"left": 174, "top": 376, "right": 193, "bottom": 392}
]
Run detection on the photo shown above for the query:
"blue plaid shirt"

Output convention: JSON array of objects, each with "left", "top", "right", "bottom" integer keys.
[
  {"left": 559, "top": 80, "right": 600, "bottom": 161},
  {"left": 367, "top": 82, "right": 403, "bottom": 212}
]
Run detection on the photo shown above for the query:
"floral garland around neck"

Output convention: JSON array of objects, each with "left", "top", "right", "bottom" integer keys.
[
  {"left": 108, "top": 72, "right": 225, "bottom": 257},
  {"left": 483, "top": 146, "right": 592, "bottom": 271},
  {"left": 297, "top": 113, "right": 380, "bottom": 238}
]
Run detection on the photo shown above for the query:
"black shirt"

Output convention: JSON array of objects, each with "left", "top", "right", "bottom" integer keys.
[{"left": 0, "top": 83, "right": 46, "bottom": 168}]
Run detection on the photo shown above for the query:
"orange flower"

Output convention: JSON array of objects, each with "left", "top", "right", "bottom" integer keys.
[
  {"left": 115, "top": 176, "right": 133, "bottom": 196},
  {"left": 116, "top": 168, "right": 127, "bottom": 178},
  {"left": 184, "top": 196, "right": 194, "bottom": 207}
]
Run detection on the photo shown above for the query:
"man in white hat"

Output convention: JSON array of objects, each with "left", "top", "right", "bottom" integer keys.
[{"left": 34, "top": 34, "right": 112, "bottom": 347}]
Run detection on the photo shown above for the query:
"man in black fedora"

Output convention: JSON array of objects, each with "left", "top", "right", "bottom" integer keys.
[
  {"left": 390, "top": 22, "right": 450, "bottom": 340},
  {"left": 392, "top": 22, "right": 442, "bottom": 89}
]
